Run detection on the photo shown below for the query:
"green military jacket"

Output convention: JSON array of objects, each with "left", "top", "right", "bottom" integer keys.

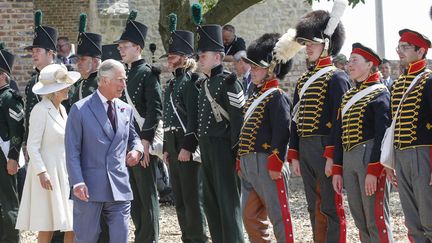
[
  {"left": 69, "top": 71, "right": 98, "bottom": 107},
  {"left": 24, "top": 69, "right": 41, "bottom": 143},
  {"left": 121, "top": 59, "right": 162, "bottom": 142},
  {"left": 0, "top": 85, "right": 24, "bottom": 160},
  {"left": 163, "top": 68, "right": 199, "bottom": 152},
  {"left": 197, "top": 64, "right": 244, "bottom": 149}
]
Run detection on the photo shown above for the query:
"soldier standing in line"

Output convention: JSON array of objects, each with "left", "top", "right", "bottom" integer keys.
[
  {"left": 238, "top": 32, "right": 294, "bottom": 242},
  {"left": 286, "top": 2, "right": 351, "bottom": 242},
  {"left": 161, "top": 13, "right": 207, "bottom": 243},
  {"left": 115, "top": 10, "right": 162, "bottom": 243},
  {"left": 0, "top": 43, "right": 24, "bottom": 243},
  {"left": 383, "top": 29, "right": 432, "bottom": 242},
  {"left": 68, "top": 13, "right": 102, "bottom": 108},
  {"left": 194, "top": 9, "right": 244, "bottom": 241},
  {"left": 332, "top": 43, "right": 393, "bottom": 242}
]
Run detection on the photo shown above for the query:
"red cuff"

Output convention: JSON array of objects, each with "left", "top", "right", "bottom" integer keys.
[
  {"left": 367, "top": 162, "right": 384, "bottom": 177},
  {"left": 286, "top": 149, "right": 299, "bottom": 163},
  {"left": 323, "top": 146, "right": 334, "bottom": 159},
  {"left": 267, "top": 153, "right": 284, "bottom": 172},
  {"left": 236, "top": 159, "right": 241, "bottom": 172},
  {"left": 332, "top": 165, "right": 343, "bottom": 175}
]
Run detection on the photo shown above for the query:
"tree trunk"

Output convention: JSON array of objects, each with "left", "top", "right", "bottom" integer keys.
[{"left": 159, "top": 0, "right": 262, "bottom": 51}]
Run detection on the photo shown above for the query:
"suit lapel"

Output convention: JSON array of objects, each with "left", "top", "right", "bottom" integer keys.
[
  {"left": 112, "top": 101, "right": 126, "bottom": 144},
  {"left": 89, "top": 93, "right": 115, "bottom": 139},
  {"left": 43, "top": 99, "right": 66, "bottom": 129}
]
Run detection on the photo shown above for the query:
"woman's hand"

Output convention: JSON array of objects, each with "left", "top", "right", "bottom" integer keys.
[{"left": 38, "top": 172, "right": 53, "bottom": 190}]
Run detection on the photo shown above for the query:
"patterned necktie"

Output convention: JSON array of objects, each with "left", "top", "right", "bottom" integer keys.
[{"left": 107, "top": 100, "right": 116, "bottom": 132}]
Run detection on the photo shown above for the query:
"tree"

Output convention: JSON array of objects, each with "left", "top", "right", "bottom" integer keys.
[{"left": 158, "top": 0, "right": 262, "bottom": 51}]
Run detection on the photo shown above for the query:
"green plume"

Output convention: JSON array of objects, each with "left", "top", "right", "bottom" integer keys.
[
  {"left": 168, "top": 13, "right": 177, "bottom": 32},
  {"left": 79, "top": 13, "right": 87, "bottom": 33},
  {"left": 35, "top": 10, "right": 43, "bottom": 27},
  {"left": 191, "top": 3, "right": 202, "bottom": 25},
  {"left": 128, "top": 10, "right": 137, "bottom": 21},
  {"left": 0, "top": 42, "right": 4, "bottom": 50}
]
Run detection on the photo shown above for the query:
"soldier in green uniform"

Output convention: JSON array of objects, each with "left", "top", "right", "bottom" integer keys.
[
  {"left": 23, "top": 10, "right": 58, "bottom": 154},
  {"left": 69, "top": 13, "right": 101, "bottom": 107},
  {"left": 162, "top": 14, "right": 207, "bottom": 242},
  {"left": 115, "top": 11, "right": 162, "bottom": 243},
  {"left": 0, "top": 43, "right": 24, "bottom": 243},
  {"left": 196, "top": 24, "right": 244, "bottom": 243}
]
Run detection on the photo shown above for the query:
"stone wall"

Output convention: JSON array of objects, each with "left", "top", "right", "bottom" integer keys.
[{"left": 0, "top": 0, "right": 34, "bottom": 90}]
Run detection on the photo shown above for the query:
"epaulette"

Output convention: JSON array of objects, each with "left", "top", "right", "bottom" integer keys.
[
  {"left": 145, "top": 63, "right": 161, "bottom": 76},
  {"left": 9, "top": 89, "right": 24, "bottom": 104},
  {"left": 223, "top": 72, "right": 237, "bottom": 85}
]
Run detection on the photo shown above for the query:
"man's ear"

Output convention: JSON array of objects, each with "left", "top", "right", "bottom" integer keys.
[{"left": 418, "top": 47, "right": 426, "bottom": 59}]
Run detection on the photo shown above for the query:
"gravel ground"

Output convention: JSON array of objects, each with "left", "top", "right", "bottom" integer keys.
[{"left": 20, "top": 176, "right": 409, "bottom": 243}]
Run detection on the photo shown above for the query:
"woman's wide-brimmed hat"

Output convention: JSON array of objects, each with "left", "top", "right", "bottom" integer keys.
[{"left": 32, "top": 64, "right": 81, "bottom": 95}]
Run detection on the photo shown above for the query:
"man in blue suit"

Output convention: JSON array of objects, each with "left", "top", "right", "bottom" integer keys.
[{"left": 65, "top": 59, "right": 144, "bottom": 243}]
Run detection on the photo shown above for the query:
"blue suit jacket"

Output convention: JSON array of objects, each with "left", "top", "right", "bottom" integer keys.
[{"left": 65, "top": 92, "right": 143, "bottom": 202}]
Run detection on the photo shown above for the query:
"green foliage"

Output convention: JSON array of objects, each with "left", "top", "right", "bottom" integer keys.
[
  {"left": 199, "top": 0, "right": 218, "bottom": 13},
  {"left": 168, "top": 13, "right": 177, "bottom": 32},
  {"left": 35, "top": 10, "right": 43, "bottom": 27},
  {"left": 305, "top": 0, "right": 365, "bottom": 8},
  {"left": 79, "top": 13, "right": 87, "bottom": 33},
  {"left": 128, "top": 10, "right": 138, "bottom": 21}
]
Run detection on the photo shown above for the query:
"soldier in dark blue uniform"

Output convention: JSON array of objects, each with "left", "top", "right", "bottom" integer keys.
[
  {"left": 332, "top": 43, "right": 393, "bottom": 242},
  {"left": 287, "top": 8, "right": 351, "bottom": 242},
  {"left": 115, "top": 10, "right": 162, "bottom": 243},
  {"left": 238, "top": 33, "right": 294, "bottom": 242},
  {"left": 196, "top": 23, "right": 244, "bottom": 243},
  {"left": 161, "top": 16, "right": 207, "bottom": 242},
  {"left": 69, "top": 13, "right": 102, "bottom": 108},
  {"left": 0, "top": 43, "right": 24, "bottom": 243}
]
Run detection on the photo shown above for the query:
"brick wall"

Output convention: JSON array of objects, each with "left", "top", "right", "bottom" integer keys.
[{"left": 0, "top": 0, "right": 34, "bottom": 91}]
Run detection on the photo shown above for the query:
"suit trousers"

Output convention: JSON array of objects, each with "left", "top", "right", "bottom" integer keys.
[
  {"left": 129, "top": 155, "right": 160, "bottom": 243},
  {"left": 165, "top": 131, "right": 208, "bottom": 243},
  {"left": 73, "top": 199, "right": 130, "bottom": 243},
  {"left": 240, "top": 152, "right": 294, "bottom": 243},
  {"left": 0, "top": 151, "right": 19, "bottom": 243},
  {"left": 395, "top": 147, "right": 432, "bottom": 242},
  {"left": 343, "top": 140, "right": 393, "bottom": 243},
  {"left": 299, "top": 136, "right": 346, "bottom": 243},
  {"left": 199, "top": 136, "right": 244, "bottom": 243}
]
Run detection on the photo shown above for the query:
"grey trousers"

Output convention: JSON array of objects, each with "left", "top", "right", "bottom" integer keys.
[
  {"left": 299, "top": 136, "right": 346, "bottom": 243},
  {"left": 395, "top": 147, "right": 432, "bottom": 242},
  {"left": 343, "top": 140, "right": 393, "bottom": 243},
  {"left": 240, "top": 152, "right": 294, "bottom": 243}
]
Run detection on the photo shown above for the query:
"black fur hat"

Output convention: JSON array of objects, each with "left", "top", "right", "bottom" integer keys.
[
  {"left": 243, "top": 33, "right": 292, "bottom": 79},
  {"left": 295, "top": 10, "right": 345, "bottom": 56}
]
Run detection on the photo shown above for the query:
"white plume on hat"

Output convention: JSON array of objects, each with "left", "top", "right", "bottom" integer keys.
[
  {"left": 324, "top": 0, "right": 348, "bottom": 38},
  {"left": 273, "top": 28, "right": 304, "bottom": 64}
]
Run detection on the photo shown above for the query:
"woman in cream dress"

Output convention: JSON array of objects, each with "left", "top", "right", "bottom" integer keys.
[{"left": 16, "top": 64, "right": 80, "bottom": 243}]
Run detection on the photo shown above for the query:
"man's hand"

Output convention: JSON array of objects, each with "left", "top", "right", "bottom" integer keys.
[
  {"left": 141, "top": 139, "right": 151, "bottom": 168},
  {"left": 163, "top": 152, "right": 169, "bottom": 165},
  {"left": 269, "top": 170, "right": 282, "bottom": 180},
  {"left": 365, "top": 174, "right": 377, "bottom": 196},
  {"left": 291, "top": 159, "right": 301, "bottom": 176},
  {"left": 385, "top": 167, "right": 397, "bottom": 188},
  {"left": 332, "top": 174, "right": 343, "bottom": 195},
  {"left": 126, "top": 150, "right": 141, "bottom": 167},
  {"left": 325, "top": 158, "right": 333, "bottom": 177},
  {"left": 7, "top": 159, "right": 19, "bottom": 175},
  {"left": 178, "top": 149, "right": 191, "bottom": 162},
  {"left": 38, "top": 172, "right": 53, "bottom": 190},
  {"left": 73, "top": 184, "right": 90, "bottom": 202}
]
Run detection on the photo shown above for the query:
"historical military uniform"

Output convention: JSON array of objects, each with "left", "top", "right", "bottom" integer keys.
[
  {"left": 0, "top": 46, "right": 24, "bottom": 243},
  {"left": 69, "top": 14, "right": 101, "bottom": 108},
  {"left": 390, "top": 29, "right": 432, "bottom": 242},
  {"left": 162, "top": 29, "right": 208, "bottom": 242},
  {"left": 115, "top": 12, "right": 162, "bottom": 243},
  {"left": 237, "top": 33, "right": 294, "bottom": 243},
  {"left": 333, "top": 43, "right": 393, "bottom": 243},
  {"left": 196, "top": 24, "right": 244, "bottom": 243},
  {"left": 287, "top": 9, "right": 350, "bottom": 243}
]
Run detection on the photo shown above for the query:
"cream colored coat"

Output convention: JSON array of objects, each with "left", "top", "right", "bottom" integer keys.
[{"left": 16, "top": 98, "right": 73, "bottom": 231}]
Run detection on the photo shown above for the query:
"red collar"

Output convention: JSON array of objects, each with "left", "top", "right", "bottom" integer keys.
[
  {"left": 315, "top": 56, "right": 333, "bottom": 70},
  {"left": 261, "top": 79, "right": 279, "bottom": 91},
  {"left": 407, "top": 59, "right": 426, "bottom": 75},
  {"left": 363, "top": 72, "right": 381, "bottom": 84}
]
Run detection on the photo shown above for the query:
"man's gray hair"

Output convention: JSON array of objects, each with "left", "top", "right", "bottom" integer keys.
[
  {"left": 233, "top": 50, "right": 247, "bottom": 62},
  {"left": 97, "top": 59, "right": 124, "bottom": 83}
]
